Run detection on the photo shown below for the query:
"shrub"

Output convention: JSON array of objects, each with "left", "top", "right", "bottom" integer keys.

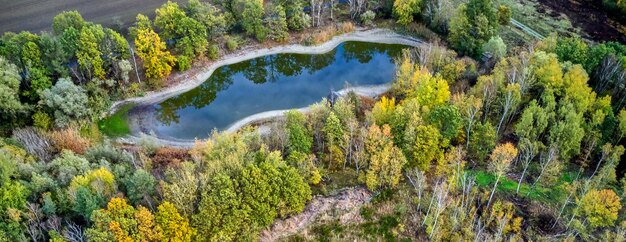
[
  {"left": 152, "top": 147, "right": 190, "bottom": 168},
  {"left": 139, "top": 133, "right": 161, "bottom": 155},
  {"left": 498, "top": 5, "right": 511, "bottom": 25},
  {"left": 483, "top": 36, "right": 507, "bottom": 59},
  {"left": 12, "top": 127, "right": 54, "bottom": 162},
  {"left": 361, "top": 10, "right": 376, "bottom": 26},
  {"left": 225, "top": 36, "right": 239, "bottom": 51},
  {"left": 207, "top": 44, "right": 219, "bottom": 60},
  {"left": 86, "top": 142, "right": 133, "bottom": 164},
  {"left": 48, "top": 127, "right": 92, "bottom": 154},
  {"left": 176, "top": 55, "right": 192, "bottom": 71},
  {"left": 32, "top": 111, "right": 52, "bottom": 130},
  {"left": 340, "top": 22, "right": 355, "bottom": 33},
  {"left": 406, "top": 23, "right": 440, "bottom": 42}
]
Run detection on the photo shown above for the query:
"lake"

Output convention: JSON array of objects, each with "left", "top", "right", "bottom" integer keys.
[{"left": 130, "top": 41, "right": 408, "bottom": 140}]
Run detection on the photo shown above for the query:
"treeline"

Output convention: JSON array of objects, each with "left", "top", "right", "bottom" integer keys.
[
  {"left": 0, "top": 128, "right": 312, "bottom": 241},
  {"left": 0, "top": 0, "right": 398, "bottom": 134}
]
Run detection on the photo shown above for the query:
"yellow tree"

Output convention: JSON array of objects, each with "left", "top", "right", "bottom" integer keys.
[
  {"left": 134, "top": 28, "right": 176, "bottom": 80},
  {"left": 487, "top": 143, "right": 517, "bottom": 207},
  {"left": 365, "top": 124, "right": 407, "bottom": 190},
  {"left": 580, "top": 189, "right": 622, "bottom": 228},
  {"left": 155, "top": 202, "right": 195, "bottom": 242}
]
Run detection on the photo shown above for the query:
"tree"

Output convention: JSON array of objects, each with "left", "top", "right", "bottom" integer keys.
[
  {"left": 0, "top": 180, "right": 27, "bottom": 241},
  {"left": 496, "top": 83, "right": 521, "bottom": 135},
  {"left": 134, "top": 28, "right": 176, "bottom": 80},
  {"left": 448, "top": 0, "right": 498, "bottom": 56},
  {"left": 77, "top": 26, "right": 105, "bottom": 79},
  {"left": 124, "top": 169, "right": 157, "bottom": 207},
  {"left": 265, "top": 5, "right": 289, "bottom": 42},
  {"left": 408, "top": 124, "right": 445, "bottom": 171},
  {"left": 40, "top": 78, "right": 90, "bottom": 127},
  {"left": 154, "top": 1, "right": 187, "bottom": 40},
  {"left": 285, "top": 110, "right": 312, "bottom": 155},
  {"left": 580, "top": 189, "right": 622, "bottom": 228},
  {"left": 469, "top": 121, "right": 496, "bottom": 162},
  {"left": 365, "top": 124, "right": 407, "bottom": 190},
  {"left": 487, "top": 142, "right": 517, "bottom": 207},
  {"left": 87, "top": 197, "right": 164, "bottom": 242},
  {"left": 393, "top": 0, "right": 421, "bottom": 25},
  {"left": 0, "top": 57, "right": 27, "bottom": 122},
  {"left": 323, "top": 112, "right": 345, "bottom": 169},
  {"left": 483, "top": 36, "right": 507, "bottom": 59},
  {"left": 186, "top": 0, "right": 227, "bottom": 38},
  {"left": 241, "top": 0, "right": 268, "bottom": 41},
  {"left": 155, "top": 202, "right": 194, "bottom": 242},
  {"left": 555, "top": 36, "right": 588, "bottom": 65},
  {"left": 52, "top": 11, "right": 85, "bottom": 35}
]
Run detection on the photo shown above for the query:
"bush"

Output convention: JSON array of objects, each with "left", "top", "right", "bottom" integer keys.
[
  {"left": 138, "top": 133, "right": 161, "bottom": 155},
  {"left": 498, "top": 5, "right": 511, "bottom": 25},
  {"left": 208, "top": 44, "right": 219, "bottom": 60},
  {"left": 32, "top": 111, "right": 52, "bottom": 130},
  {"left": 48, "top": 127, "right": 92, "bottom": 154},
  {"left": 176, "top": 55, "right": 192, "bottom": 71},
  {"left": 12, "top": 127, "right": 54, "bottom": 162},
  {"left": 152, "top": 147, "right": 190, "bottom": 168},
  {"left": 225, "top": 36, "right": 239, "bottom": 51},
  {"left": 483, "top": 36, "right": 507, "bottom": 59},
  {"left": 340, "top": 22, "right": 355, "bottom": 33},
  {"left": 361, "top": 10, "right": 376, "bottom": 26},
  {"left": 86, "top": 142, "right": 133, "bottom": 164}
]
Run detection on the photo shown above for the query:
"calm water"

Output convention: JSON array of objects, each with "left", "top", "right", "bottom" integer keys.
[{"left": 140, "top": 41, "right": 407, "bottom": 139}]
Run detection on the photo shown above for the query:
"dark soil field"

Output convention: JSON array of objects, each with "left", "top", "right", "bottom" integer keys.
[
  {"left": 0, "top": 0, "right": 185, "bottom": 34},
  {"left": 535, "top": 0, "right": 626, "bottom": 43}
]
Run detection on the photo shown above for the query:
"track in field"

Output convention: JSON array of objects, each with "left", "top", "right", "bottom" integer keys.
[{"left": 0, "top": 0, "right": 185, "bottom": 34}]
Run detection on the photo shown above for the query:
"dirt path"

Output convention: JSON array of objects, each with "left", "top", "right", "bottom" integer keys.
[{"left": 259, "top": 187, "right": 372, "bottom": 242}]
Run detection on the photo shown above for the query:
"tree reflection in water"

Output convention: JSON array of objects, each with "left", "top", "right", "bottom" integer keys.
[{"left": 151, "top": 41, "right": 407, "bottom": 139}]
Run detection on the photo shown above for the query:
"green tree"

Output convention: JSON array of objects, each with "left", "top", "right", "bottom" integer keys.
[
  {"left": 186, "top": 0, "right": 228, "bottom": 38},
  {"left": 241, "top": 0, "right": 268, "bottom": 41},
  {"left": 448, "top": 0, "right": 499, "bottom": 56},
  {"left": 323, "top": 112, "right": 345, "bottom": 169},
  {"left": 0, "top": 181, "right": 27, "bottom": 241},
  {"left": 555, "top": 36, "right": 589, "bottom": 65},
  {"left": 52, "top": 11, "right": 85, "bottom": 35},
  {"left": 77, "top": 26, "right": 105, "bottom": 79},
  {"left": 469, "top": 121, "right": 497, "bottom": 162},
  {"left": 285, "top": 110, "right": 312, "bottom": 154},
  {"left": 0, "top": 57, "right": 27, "bottom": 123},
  {"left": 482, "top": 36, "right": 507, "bottom": 59},
  {"left": 266, "top": 5, "right": 289, "bottom": 42},
  {"left": 40, "top": 78, "right": 90, "bottom": 127},
  {"left": 124, "top": 169, "right": 157, "bottom": 207}
]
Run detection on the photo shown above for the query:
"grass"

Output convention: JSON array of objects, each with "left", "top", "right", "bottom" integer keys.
[
  {"left": 98, "top": 104, "right": 133, "bottom": 137},
  {"left": 469, "top": 170, "right": 572, "bottom": 204},
  {"left": 311, "top": 169, "right": 360, "bottom": 196},
  {"left": 498, "top": 0, "right": 580, "bottom": 38}
]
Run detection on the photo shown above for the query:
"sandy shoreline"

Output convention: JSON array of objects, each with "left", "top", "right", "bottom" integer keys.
[{"left": 113, "top": 28, "right": 422, "bottom": 147}]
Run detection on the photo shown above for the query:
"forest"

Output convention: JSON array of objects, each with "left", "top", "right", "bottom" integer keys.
[{"left": 1, "top": 0, "right": 626, "bottom": 241}]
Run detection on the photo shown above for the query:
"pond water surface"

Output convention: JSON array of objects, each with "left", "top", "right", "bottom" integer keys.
[{"left": 134, "top": 41, "right": 407, "bottom": 140}]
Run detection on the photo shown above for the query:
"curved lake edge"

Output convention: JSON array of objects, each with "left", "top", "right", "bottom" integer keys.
[{"left": 113, "top": 29, "right": 422, "bottom": 147}]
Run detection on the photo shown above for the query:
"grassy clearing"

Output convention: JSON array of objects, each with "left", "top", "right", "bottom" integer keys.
[
  {"left": 312, "top": 169, "right": 361, "bottom": 196},
  {"left": 469, "top": 170, "right": 571, "bottom": 204},
  {"left": 98, "top": 104, "right": 133, "bottom": 138},
  {"left": 498, "top": 0, "right": 580, "bottom": 38}
]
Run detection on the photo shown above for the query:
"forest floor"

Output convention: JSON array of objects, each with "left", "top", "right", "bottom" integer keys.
[
  {"left": 0, "top": 0, "right": 185, "bottom": 34},
  {"left": 259, "top": 186, "right": 372, "bottom": 242}
]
